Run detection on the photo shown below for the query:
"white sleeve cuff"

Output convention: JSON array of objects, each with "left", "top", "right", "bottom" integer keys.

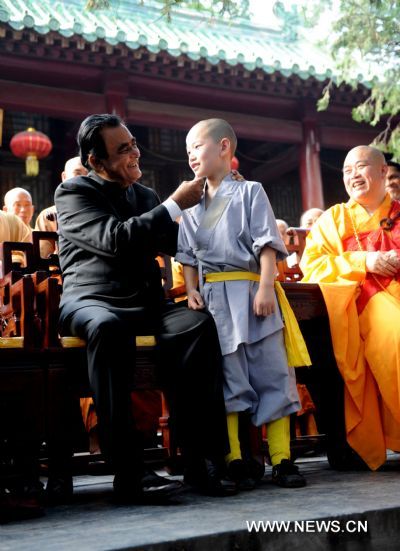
[{"left": 163, "top": 198, "right": 182, "bottom": 221}]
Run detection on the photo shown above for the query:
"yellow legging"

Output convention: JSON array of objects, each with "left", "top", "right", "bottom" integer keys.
[
  {"left": 267, "top": 416, "right": 291, "bottom": 466},
  {"left": 225, "top": 412, "right": 290, "bottom": 466},
  {"left": 225, "top": 412, "right": 242, "bottom": 464}
]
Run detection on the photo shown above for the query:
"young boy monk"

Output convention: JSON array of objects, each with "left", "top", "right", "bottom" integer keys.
[{"left": 176, "top": 118, "right": 306, "bottom": 489}]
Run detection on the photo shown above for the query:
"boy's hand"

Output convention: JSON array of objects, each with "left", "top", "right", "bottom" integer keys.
[
  {"left": 171, "top": 178, "right": 204, "bottom": 210},
  {"left": 253, "top": 286, "right": 276, "bottom": 317},
  {"left": 187, "top": 289, "right": 205, "bottom": 310}
]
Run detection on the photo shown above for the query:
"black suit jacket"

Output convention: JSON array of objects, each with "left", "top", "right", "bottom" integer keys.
[{"left": 54, "top": 171, "right": 178, "bottom": 324}]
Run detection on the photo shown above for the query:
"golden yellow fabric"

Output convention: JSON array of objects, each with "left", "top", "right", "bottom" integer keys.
[
  {"left": 225, "top": 411, "right": 242, "bottom": 464},
  {"left": 205, "top": 271, "right": 311, "bottom": 368},
  {"left": 300, "top": 194, "right": 400, "bottom": 469},
  {"left": 274, "top": 281, "right": 311, "bottom": 368},
  {"left": 205, "top": 271, "right": 261, "bottom": 283},
  {"left": 266, "top": 415, "right": 291, "bottom": 466},
  {"left": 171, "top": 259, "right": 187, "bottom": 302}
]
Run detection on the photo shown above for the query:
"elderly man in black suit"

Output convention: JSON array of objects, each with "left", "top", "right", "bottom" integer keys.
[{"left": 55, "top": 114, "right": 233, "bottom": 503}]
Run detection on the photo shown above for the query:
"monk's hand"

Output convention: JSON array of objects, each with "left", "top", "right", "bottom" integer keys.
[
  {"left": 171, "top": 178, "right": 204, "bottom": 210},
  {"left": 253, "top": 285, "right": 276, "bottom": 317},
  {"left": 366, "top": 250, "right": 400, "bottom": 277},
  {"left": 187, "top": 289, "right": 205, "bottom": 310}
]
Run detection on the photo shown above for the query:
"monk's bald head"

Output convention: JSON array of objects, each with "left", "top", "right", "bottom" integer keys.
[
  {"left": 300, "top": 208, "right": 324, "bottom": 228},
  {"left": 3, "top": 187, "right": 34, "bottom": 226},
  {"left": 344, "top": 146, "right": 386, "bottom": 168},
  {"left": 187, "top": 119, "right": 237, "bottom": 156},
  {"left": 62, "top": 156, "right": 88, "bottom": 182},
  {"left": 342, "top": 145, "right": 388, "bottom": 213}
]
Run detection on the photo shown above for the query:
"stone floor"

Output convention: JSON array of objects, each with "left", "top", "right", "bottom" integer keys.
[{"left": 1, "top": 454, "right": 400, "bottom": 551}]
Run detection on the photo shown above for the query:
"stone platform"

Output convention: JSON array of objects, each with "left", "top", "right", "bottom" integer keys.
[{"left": 2, "top": 455, "right": 400, "bottom": 550}]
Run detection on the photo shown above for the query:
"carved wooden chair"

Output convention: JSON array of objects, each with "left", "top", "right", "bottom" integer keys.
[
  {"left": 276, "top": 228, "right": 309, "bottom": 282},
  {"left": 0, "top": 242, "right": 38, "bottom": 348},
  {"left": 30, "top": 232, "right": 175, "bottom": 463}
]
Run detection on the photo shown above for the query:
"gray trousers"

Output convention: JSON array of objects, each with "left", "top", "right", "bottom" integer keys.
[{"left": 222, "top": 329, "right": 300, "bottom": 426}]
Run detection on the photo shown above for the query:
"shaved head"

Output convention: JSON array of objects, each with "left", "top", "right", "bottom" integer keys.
[
  {"left": 62, "top": 156, "right": 88, "bottom": 182},
  {"left": 4, "top": 187, "right": 32, "bottom": 206},
  {"left": 3, "top": 187, "right": 34, "bottom": 226},
  {"left": 276, "top": 219, "right": 289, "bottom": 239},
  {"left": 344, "top": 145, "right": 386, "bottom": 167},
  {"left": 188, "top": 118, "right": 237, "bottom": 156},
  {"left": 300, "top": 208, "right": 324, "bottom": 228}
]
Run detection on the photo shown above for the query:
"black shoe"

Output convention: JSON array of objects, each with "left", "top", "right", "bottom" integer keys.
[
  {"left": 226, "top": 460, "right": 256, "bottom": 491},
  {"left": 245, "top": 458, "right": 265, "bottom": 483},
  {"left": 46, "top": 474, "right": 73, "bottom": 505},
  {"left": 0, "top": 479, "right": 45, "bottom": 523},
  {"left": 0, "top": 492, "right": 44, "bottom": 523},
  {"left": 184, "top": 459, "right": 237, "bottom": 497},
  {"left": 113, "top": 470, "right": 184, "bottom": 504},
  {"left": 272, "top": 459, "right": 306, "bottom": 488}
]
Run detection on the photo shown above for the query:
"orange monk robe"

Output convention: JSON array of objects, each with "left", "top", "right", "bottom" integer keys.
[
  {"left": 80, "top": 392, "right": 162, "bottom": 443},
  {"left": 170, "top": 259, "right": 187, "bottom": 302},
  {"left": 0, "top": 211, "right": 32, "bottom": 243},
  {"left": 300, "top": 194, "right": 400, "bottom": 470}
]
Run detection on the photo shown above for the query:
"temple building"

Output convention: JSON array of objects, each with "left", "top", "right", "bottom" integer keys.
[{"left": 0, "top": 0, "right": 379, "bottom": 223}]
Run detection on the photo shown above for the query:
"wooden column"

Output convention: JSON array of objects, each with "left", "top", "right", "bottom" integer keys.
[
  {"left": 104, "top": 71, "right": 128, "bottom": 119},
  {"left": 299, "top": 119, "right": 324, "bottom": 210}
]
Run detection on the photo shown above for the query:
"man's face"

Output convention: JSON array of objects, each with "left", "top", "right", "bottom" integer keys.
[
  {"left": 98, "top": 125, "right": 141, "bottom": 187},
  {"left": 186, "top": 124, "right": 223, "bottom": 179},
  {"left": 4, "top": 191, "right": 34, "bottom": 226},
  {"left": 342, "top": 148, "right": 387, "bottom": 209},
  {"left": 385, "top": 165, "right": 400, "bottom": 201}
]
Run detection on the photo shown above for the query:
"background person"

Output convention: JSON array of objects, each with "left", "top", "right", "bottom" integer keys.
[
  {"left": 3, "top": 187, "right": 34, "bottom": 230},
  {"left": 385, "top": 160, "right": 400, "bottom": 201},
  {"left": 35, "top": 156, "right": 89, "bottom": 258}
]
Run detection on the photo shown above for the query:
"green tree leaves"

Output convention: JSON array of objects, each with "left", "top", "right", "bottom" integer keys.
[{"left": 311, "top": 0, "right": 400, "bottom": 159}]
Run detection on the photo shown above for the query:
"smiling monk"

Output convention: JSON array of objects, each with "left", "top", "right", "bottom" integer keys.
[{"left": 300, "top": 145, "right": 400, "bottom": 470}]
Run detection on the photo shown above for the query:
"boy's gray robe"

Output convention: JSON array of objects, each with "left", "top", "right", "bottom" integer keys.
[
  {"left": 176, "top": 174, "right": 300, "bottom": 423},
  {"left": 176, "top": 174, "right": 287, "bottom": 356}
]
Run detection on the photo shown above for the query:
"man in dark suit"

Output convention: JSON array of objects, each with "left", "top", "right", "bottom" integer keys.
[{"left": 54, "top": 114, "right": 233, "bottom": 502}]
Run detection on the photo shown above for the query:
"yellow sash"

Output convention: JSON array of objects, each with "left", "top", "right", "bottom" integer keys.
[{"left": 205, "top": 271, "right": 311, "bottom": 367}]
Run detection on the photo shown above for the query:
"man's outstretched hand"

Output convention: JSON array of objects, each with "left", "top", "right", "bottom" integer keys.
[{"left": 171, "top": 178, "right": 204, "bottom": 210}]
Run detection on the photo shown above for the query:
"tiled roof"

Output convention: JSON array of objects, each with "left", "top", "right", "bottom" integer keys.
[{"left": 0, "top": 0, "right": 344, "bottom": 82}]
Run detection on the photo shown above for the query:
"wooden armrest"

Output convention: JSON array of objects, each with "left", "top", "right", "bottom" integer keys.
[
  {"left": 60, "top": 335, "right": 157, "bottom": 348},
  {"left": 60, "top": 336, "right": 86, "bottom": 348},
  {"left": 0, "top": 336, "right": 24, "bottom": 348},
  {"left": 136, "top": 336, "right": 156, "bottom": 347}
]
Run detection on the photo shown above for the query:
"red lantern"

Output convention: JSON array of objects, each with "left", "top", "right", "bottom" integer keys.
[
  {"left": 10, "top": 127, "right": 52, "bottom": 176},
  {"left": 231, "top": 156, "right": 239, "bottom": 170}
]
